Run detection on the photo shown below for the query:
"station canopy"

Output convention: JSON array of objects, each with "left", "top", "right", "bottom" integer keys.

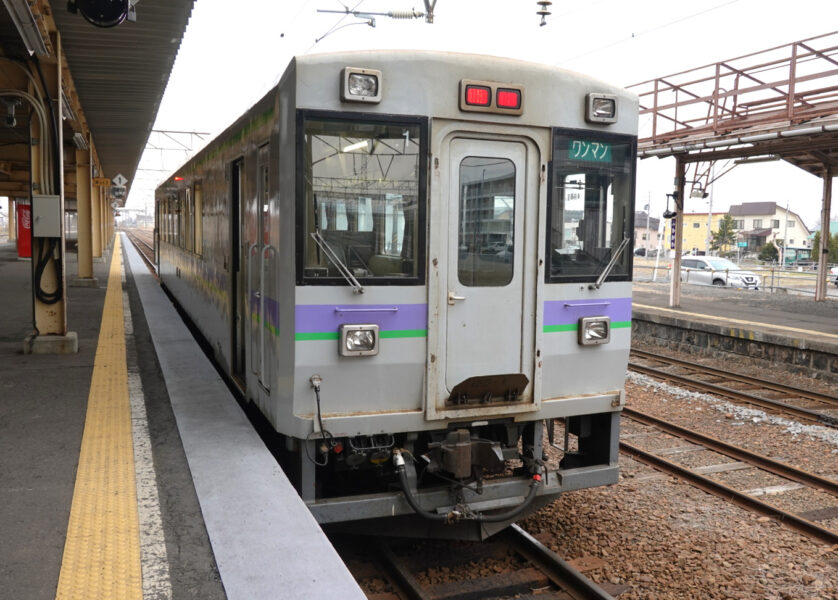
[
  {"left": 628, "top": 31, "right": 838, "bottom": 186},
  {"left": 0, "top": 1, "right": 195, "bottom": 200}
]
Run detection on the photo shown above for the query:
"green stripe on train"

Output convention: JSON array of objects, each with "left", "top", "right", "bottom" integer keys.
[
  {"left": 295, "top": 329, "right": 428, "bottom": 341},
  {"left": 543, "top": 320, "right": 631, "bottom": 333}
]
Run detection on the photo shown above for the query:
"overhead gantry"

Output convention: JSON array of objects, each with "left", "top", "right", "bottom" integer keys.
[
  {"left": 0, "top": 0, "right": 194, "bottom": 352},
  {"left": 628, "top": 31, "right": 838, "bottom": 305}
]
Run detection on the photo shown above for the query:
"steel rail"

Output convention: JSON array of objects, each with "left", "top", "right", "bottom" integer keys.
[
  {"left": 373, "top": 538, "right": 431, "bottom": 600},
  {"left": 623, "top": 407, "right": 838, "bottom": 498},
  {"left": 123, "top": 230, "right": 157, "bottom": 278},
  {"left": 620, "top": 440, "right": 838, "bottom": 546},
  {"left": 631, "top": 349, "right": 838, "bottom": 408},
  {"left": 628, "top": 361, "right": 838, "bottom": 427},
  {"left": 501, "top": 524, "right": 615, "bottom": 600}
]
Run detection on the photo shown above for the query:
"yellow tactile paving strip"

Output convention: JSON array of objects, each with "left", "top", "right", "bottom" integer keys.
[{"left": 55, "top": 236, "right": 142, "bottom": 600}]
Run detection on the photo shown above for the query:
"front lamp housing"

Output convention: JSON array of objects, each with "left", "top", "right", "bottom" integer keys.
[
  {"left": 341, "top": 67, "right": 382, "bottom": 103},
  {"left": 586, "top": 93, "right": 617, "bottom": 124},
  {"left": 578, "top": 316, "right": 611, "bottom": 346},
  {"left": 339, "top": 324, "right": 380, "bottom": 357}
]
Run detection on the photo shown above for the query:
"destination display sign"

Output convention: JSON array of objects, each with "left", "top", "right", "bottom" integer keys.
[{"left": 568, "top": 140, "right": 612, "bottom": 163}]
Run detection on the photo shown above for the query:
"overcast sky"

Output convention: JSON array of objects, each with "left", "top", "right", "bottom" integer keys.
[{"left": 123, "top": 0, "right": 838, "bottom": 229}]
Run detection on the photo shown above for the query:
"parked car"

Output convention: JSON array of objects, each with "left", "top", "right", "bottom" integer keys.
[
  {"left": 680, "top": 256, "right": 761, "bottom": 289},
  {"left": 829, "top": 266, "right": 838, "bottom": 287}
]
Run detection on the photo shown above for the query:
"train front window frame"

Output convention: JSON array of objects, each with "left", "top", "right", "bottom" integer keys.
[
  {"left": 296, "top": 111, "right": 428, "bottom": 286},
  {"left": 546, "top": 128, "right": 636, "bottom": 284}
]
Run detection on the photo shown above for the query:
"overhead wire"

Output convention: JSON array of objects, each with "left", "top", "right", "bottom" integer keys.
[{"left": 554, "top": 0, "right": 743, "bottom": 67}]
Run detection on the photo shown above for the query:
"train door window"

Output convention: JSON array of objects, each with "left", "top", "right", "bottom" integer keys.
[
  {"left": 457, "top": 157, "right": 515, "bottom": 287},
  {"left": 298, "top": 113, "right": 427, "bottom": 284},
  {"left": 546, "top": 130, "right": 635, "bottom": 283},
  {"left": 194, "top": 182, "right": 203, "bottom": 255}
]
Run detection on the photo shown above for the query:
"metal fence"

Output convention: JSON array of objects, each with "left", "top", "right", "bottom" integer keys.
[{"left": 633, "top": 262, "right": 835, "bottom": 296}]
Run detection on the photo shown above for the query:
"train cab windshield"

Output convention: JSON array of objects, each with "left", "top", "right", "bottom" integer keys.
[
  {"left": 546, "top": 130, "right": 635, "bottom": 283},
  {"left": 299, "top": 114, "right": 426, "bottom": 284}
]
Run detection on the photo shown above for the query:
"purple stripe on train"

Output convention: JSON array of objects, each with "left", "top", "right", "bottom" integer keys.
[
  {"left": 250, "top": 292, "right": 280, "bottom": 331},
  {"left": 295, "top": 303, "right": 428, "bottom": 333},
  {"left": 544, "top": 298, "right": 632, "bottom": 326}
]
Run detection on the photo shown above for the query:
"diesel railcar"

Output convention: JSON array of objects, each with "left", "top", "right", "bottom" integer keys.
[{"left": 155, "top": 51, "right": 637, "bottom": 539}]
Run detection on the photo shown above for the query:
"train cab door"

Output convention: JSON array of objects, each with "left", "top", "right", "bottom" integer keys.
[
  {"left": 441, "top": 137, "right": 537, "bottom": 412},
  {"left": 251, "top": 143, "right": 271, "bottom": 391}
]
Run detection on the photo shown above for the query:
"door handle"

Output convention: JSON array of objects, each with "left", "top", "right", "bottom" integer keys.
[{"left": 448, "top": 291, "right": 466, "bottom": 305}]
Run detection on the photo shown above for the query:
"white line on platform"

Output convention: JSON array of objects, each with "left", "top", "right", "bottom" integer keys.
[{"left": 122, "top": 244, "right": 173, "bottom": 600}]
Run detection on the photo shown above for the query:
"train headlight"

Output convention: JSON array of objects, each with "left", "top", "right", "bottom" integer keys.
[
  {"left": 341, "top": 67, "right": 382, "bottom": 103},
  {"left": 578, "top": 316, "right": 611, "bottom": 346},
  {"left": 339, "top": 324, "right": 380, "bottom": 357},
  {"left": 586, "top": 93, "right": 617, "bottom": 123}
]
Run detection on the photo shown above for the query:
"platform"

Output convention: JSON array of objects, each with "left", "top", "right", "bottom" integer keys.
[
  {"left": 632, "top": 281, "right": 838, "bottom": 380},
  {"left": 0, "top": 237, "right": 364, "bottom": 600}
]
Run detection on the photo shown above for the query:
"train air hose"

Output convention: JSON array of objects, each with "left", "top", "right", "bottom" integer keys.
[{"left": 393, "top": 450, "right": 543, "bottom": 523}]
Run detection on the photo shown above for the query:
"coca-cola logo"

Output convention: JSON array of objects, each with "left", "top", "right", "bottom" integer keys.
[{"left": 20, "top": 207, "right": 30, "bottom": 229}]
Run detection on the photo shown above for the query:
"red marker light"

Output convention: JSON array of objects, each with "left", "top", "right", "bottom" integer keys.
[
  {"left": 173, "top": 176, "right": 184, "bottom": 182},
  {"left": 465, "top": 85, "right": 491, "bottom": 106},
  {"left": 497, "top": 88, "right": 521, "bottom": 109}
]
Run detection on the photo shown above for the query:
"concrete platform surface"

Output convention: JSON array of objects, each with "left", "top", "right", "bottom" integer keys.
[
  {"left": 0, "top": 238, "right": 365, "bottom": 600},
  {"left": 633, "top": 281, "right": 838, "bottom": 344}
]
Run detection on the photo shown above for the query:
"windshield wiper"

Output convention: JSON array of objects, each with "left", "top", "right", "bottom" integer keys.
[
  {"left": 310, "top": 231, "right": 364, "bottom": 294},
  {"left": 589, "top": 236, "right": 630, "bottom": 290}
]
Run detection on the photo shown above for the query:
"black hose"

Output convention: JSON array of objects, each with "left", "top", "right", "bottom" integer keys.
[{"left": 395, "top": 453, "right": 543, "bottom": 523}]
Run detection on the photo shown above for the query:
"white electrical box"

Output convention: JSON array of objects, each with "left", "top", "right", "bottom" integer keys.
[{"left": 32, "top": 195, "right": 61, "bottom": 238}]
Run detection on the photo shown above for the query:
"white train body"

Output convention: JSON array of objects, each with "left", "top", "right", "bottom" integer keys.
[{"left": 156, "top": 51, "right": 637, "bottom": 538}]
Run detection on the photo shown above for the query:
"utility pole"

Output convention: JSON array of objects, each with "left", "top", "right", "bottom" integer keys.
[
  {"left": 782, "top": 198, "right": 790, "bottom": 267},
  {"left": 704, "top": 163, "right": 715, "bottom": 255}
]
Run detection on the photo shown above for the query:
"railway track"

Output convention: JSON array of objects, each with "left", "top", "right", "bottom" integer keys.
[
  {"left": 122, "top": 228, "right": 156, "bottom": 277},
  {"left": 629, "top": 348, "right": 838, "bottom": 427},
  {"left": 620, "top": 407, "right": 838, "bottom": 546},
  {"left": 340, "top": 526, "right": 626, "bottom": 600}
]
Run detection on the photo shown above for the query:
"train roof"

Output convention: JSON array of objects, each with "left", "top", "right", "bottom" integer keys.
[{"left": 158, "top": 50, "right": 638, "bottom": 190}]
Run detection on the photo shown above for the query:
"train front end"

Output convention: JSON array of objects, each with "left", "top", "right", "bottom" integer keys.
[{"left": 271, "top": 52, "right": 636, "bottom": 538}]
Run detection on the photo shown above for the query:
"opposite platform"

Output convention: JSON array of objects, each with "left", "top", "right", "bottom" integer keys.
[{"left": 632, "top": 281, "right": 838, "bottom": 381}]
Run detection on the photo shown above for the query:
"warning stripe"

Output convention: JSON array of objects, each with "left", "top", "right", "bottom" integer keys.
[{"left": 55, "top": 236, "right": 142, "bottom": 600}]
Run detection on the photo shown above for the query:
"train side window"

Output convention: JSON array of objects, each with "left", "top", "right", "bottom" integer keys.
[
  {"left": 457, "top": 156, "right": 515, "bottom": 287},
  {"left": 184, "top": 187, "right": 193, "bottom": 252},
  {"left": 194, "top": 182, "right": 203, "bottom": 256},
  {"left": 546, "top": 130, "right": 636, "bottom": 283},
  {"left": 299, "top": 114, "right": 427, "bottom": 284}
]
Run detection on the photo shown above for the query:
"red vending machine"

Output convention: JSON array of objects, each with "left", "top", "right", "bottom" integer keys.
[{"left": 16, "top": 201, "right": 31, "bottom": 259}]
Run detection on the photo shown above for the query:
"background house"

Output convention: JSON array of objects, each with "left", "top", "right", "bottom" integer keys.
[
  {"left": 662, "top": 212, "right": 727, "bottom": 255},
  {"left": 634, "top": 210, "right": 660, "bottom": 253},
  {"left": 729, "top": 202, "right": 810, "bottom": 252}
]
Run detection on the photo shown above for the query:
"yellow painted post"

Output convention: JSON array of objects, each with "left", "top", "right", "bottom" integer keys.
[
  {"left": 8, "top": 197, "right": 15, "bottom": 241},
  {"left": 23, "top": 32, "right": 76, "bottom": 353},
  {"left": 74, "top": 145, "right": 95, "bottom": 283},
  {"left": 91, "top": 181, "right": 102, "bottom": 258}
]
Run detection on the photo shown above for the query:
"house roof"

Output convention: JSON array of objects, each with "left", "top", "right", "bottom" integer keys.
[
  {"left": 729, "top": 202, "right": 776, "bottom": 216},
  {"left": 634, "top": 211, "right": 659, "bottom": 230},
  {"left": 740, "top": 228, "right": 774, "bottom": 237}
]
